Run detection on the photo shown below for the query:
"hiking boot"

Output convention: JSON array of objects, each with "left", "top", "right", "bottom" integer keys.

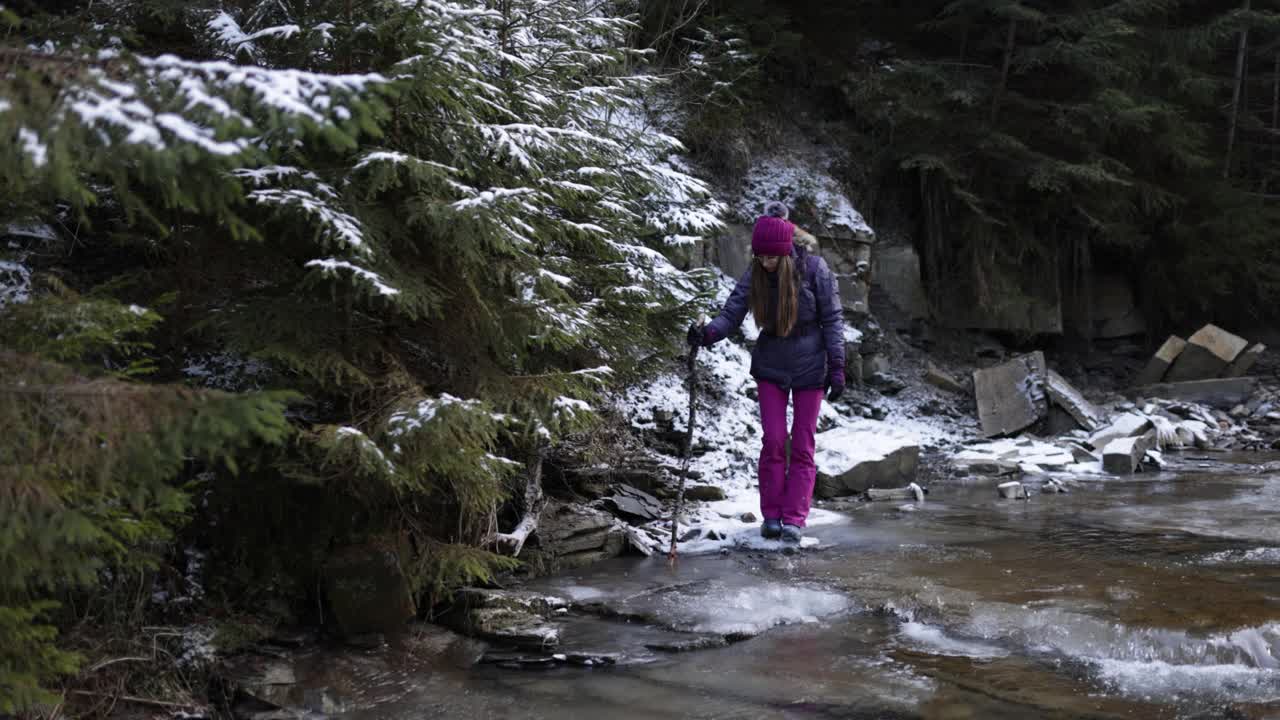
[
  {"left": 780, "top": 524, "right": 803, "bottom": 544},
  {"left": 760, "top": 519, "right": 782, "bottom": 539}
]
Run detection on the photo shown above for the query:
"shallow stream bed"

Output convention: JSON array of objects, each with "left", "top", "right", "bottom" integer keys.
[{"left": 342, "top": 453, "right": 1280, "bottom": 719}]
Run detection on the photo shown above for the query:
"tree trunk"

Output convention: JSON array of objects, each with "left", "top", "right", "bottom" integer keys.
[
  {"left": 1225, "top": 0, "right": 1251, "bottom": 179},
  {"left": 491, "top": 450, "right": 545, "bottom": 557},
  {"left": 1271, "top": 51, "right": 1278, "bottom": 190},
  {"left": 990, "top": 16, "right": 1017, "bottom": 126}
]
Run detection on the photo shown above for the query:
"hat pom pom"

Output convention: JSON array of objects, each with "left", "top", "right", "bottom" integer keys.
[{"left": 763, "top": 200, "right": 789, "bottom": 219}]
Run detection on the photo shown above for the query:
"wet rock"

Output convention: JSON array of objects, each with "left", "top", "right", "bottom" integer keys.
[
  {"left": 219, "top": 656, "right": 298, "bottom": 709},
  {"left": 1165, "top": 324, "right": 1249, "bottom": 382},
  {"left": 924, "top": 363, "right": 966, "bottom": 394},
  {"left": 683, "top": 484, "right": 726, "bottom": 502},
  {"left": 1088, "top": 413, "right": 1153, "bottom": 451},
  {"left": 459, "top": 587, "right": 569, "bottom": 616},
  {"left": 1045, "top": 369, "right": 1103, "bottom": 431},
  {"left": 1224, "top": 342, "right": 1266, "bottom": 378},
  {"left": 813, "top": 426, "right": 920, "bottom": 497},
  {"left": 739, "top": 512, "right": 758, "bottom": 523},
  {"left": 997, "top": 481, "right": 1028, "bottom": 500},
  {"left": 323, "top": 542, "right": 415, "bottom": 643},
  {"left": 645, "top": 635, "right": 729, "bottom": 653},
  {"left": 467, "top": 607, "right": 560, "bottom": 649},
  {"left": 1102, "top": 430, "right": 1157, "bottom": 474},
  {"left": 606, "top": 485, "right": 666, "bottom": 524},
  {"left": 1135, "top": 335, "right": 1187, "bottom": 386},
  {"left": 863, "top": 483, "right": 925, "bottom": 503},
  {"left": 974, "top": 351, "right": 1048, "bottom": 438}
]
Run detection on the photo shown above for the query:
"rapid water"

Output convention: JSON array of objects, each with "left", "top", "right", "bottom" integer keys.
[{"left": 341, "top": 454, "right": 1280, "bottom": 719}]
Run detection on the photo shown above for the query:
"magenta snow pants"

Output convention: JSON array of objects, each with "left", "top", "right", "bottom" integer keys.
[{"left": 757, "top": 380, "right": 824, "bottom": 527}]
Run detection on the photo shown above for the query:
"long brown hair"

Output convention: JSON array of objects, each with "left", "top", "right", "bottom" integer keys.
[{"left": 749, "top": 255, "right": 798, "bottom": 336}]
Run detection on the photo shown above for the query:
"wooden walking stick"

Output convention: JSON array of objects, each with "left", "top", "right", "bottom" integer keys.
[{"left": 668, "top": 340, "right": 700, "bottom": 564}]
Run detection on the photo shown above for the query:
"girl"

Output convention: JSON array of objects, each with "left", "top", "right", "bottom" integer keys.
[{"left": 689, "top": 201, "right": 846, "bottom": 543}]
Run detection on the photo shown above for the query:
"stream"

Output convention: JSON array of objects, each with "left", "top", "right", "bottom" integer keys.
[{"left": 338, "top": 453, "right": 1280, "bottom": 719}]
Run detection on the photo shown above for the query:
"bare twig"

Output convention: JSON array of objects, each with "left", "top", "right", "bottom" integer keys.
[{"left": 68, "top": 690, "right": 200, "bottom": 710}]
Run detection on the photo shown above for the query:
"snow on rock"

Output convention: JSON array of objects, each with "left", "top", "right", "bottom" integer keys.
[
  {"left": 0, "top": 259, "right": 32, "bottom": 308},
  {"left": 734, "top": 153, "right": 872, "bottom": 239},
  {"left": 814, "top": 425, "right": 921, "bottom": 498}
]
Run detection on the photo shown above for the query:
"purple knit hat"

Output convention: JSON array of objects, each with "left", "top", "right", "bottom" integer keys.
[{"left": 752, "top": 201, "right": 794, "bottom": 256}]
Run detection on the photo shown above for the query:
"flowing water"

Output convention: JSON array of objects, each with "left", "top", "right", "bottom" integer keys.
[{"left": 341, "top": 454, "right": 1280, "bottom": 719}]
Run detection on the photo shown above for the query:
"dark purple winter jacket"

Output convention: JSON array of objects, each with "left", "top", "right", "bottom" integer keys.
[{"left": 705, "top": 246, "right": 845, "bottom": 391}]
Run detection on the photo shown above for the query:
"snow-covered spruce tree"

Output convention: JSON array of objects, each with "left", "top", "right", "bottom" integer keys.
[
  {"left": 1, "top": 0, "right": 722, "bottom": 704},
  {"left": 0, "top": 2, "right": 388, "bottom": 707}
]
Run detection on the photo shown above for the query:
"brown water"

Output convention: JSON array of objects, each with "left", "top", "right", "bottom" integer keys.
[{"left": 342, "top": 454, "right": 1280, "bottom": 719}]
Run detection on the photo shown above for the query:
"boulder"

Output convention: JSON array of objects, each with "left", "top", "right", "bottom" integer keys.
[
  {"left": 1164, "top": 324, "right": 1248, "bottom": 382},
  {"left": 455, "top": 588, "right": 566, "bottom": 650},
  {"left": 1223, "top": 343, "right": 1266, "bottom": 378},
  {"left": 1128, "top": 377, "right": 1260, "bottom": 410},
  {"left": 1134, "top": 336, "right": 1187, "bottom": 386},
  {"left": 467, "top": 607, "right": 560, "bottom": 649},
  {"left": 861, "top": 352, "right": 891, "bottom": 380},
  {"left": 813, "top": 427, "right": 920, "bottom": 498},
  {"left": 1101, "top": 430, "right": 1157, "bottom": 475},
  {"left": 527, "top": 502, "right": 626, "bottom": 570},
  {"left": 924, "top": 363, "right": 967, "bottom": 394},
  {"left": 973, "top": 351, "right": 1048, "bottom": 438},
  {"left": 997, "top": 481, "right": 1028, "bottom": 500},
  {"left": 682, "top": 484, "right": 727, "bottom": 502},
  {"left": 872, "top": 245, "right": 929, "bottom": 320},
  {"left": 1045, "top": 369, "right": 1103, "bottom": 431},
  {"left": 1088, "top": 413, "right": 1153, "bottom": 450},
  {"left": 323, "top": 542, "right": 416, "bottom": 642}
]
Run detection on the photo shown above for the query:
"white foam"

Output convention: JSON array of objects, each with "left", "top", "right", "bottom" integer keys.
[
  {"left": 656, "top": 582, "right": 850, "bottom": 636},
  {"left": 899, "top": 622, "right": 1009, "bottom": 659}
]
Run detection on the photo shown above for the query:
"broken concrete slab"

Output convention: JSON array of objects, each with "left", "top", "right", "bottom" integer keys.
[
  {"left": 1223, "top": 343, "right": 1266, "bottom": 378},
  {"left": 814, "top": 426, "right": 920, "bottom": 498},
  {"left": 1129, "top": 377, "right": 1260, "bottom": 410},
  {"left": 1101, "top": 430, "right": 1157, "bottom": 475},
  {"left": 1068, "top": 442, "right": 1100, "bottom": 464},
  {"left": 974, "top": 351, "right": 1048, "bottom": 438},
  {"left": 997, "top": 481, "right": 1028, "bottom": 500},
  {"left": 1165, "top": 324, "right": 1249, "bottom": 382},
  {"left": 1045, "top": 370, "right": 1103, "bottom": 431},
  {"left": 1135, "top": 336, "right": 1188, "bottom": 387},
  {"left": 952, "top": 457, "right": 1020, "bottom": 476},
  {"left": 1088, "top": 413, "right": 1153, "bottom": 451}
]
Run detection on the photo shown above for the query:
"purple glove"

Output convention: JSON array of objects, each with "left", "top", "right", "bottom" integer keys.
[{"left": 826, "top": 367, "right": 845, "bottom": 402}]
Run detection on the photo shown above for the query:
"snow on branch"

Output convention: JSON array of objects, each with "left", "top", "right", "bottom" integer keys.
[
  {"left": 305, "top": 258, "right": 400, "bottom": 297},
  {"left": 248, "top": 188, "right": 367, "bottom": 251}
]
